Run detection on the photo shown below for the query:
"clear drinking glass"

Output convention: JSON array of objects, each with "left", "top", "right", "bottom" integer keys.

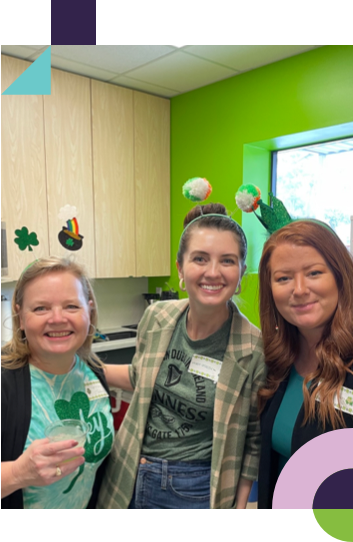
[{"left": 45, "top": 419, "right": 89, "bottom": 448}]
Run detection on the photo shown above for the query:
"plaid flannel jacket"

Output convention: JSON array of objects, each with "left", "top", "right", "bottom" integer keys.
[{"left": 97, "top": 299, "right": 266, "bottom": 509}]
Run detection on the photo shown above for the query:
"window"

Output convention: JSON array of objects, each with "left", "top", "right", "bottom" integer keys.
[{"left": 272, "top": 138, "right": 353, "bottom": 249}]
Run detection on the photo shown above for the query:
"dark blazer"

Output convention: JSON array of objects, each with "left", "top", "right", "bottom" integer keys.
[
  {"left": 257, "top": 371, "right": 353, "bottom": 509},
  {"left": 1, "top": 362, "right": 111, "bottom": 509}
]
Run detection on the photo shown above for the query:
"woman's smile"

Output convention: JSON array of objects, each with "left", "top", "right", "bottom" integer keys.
[
  {"left": 290, "top": 301, "right": 317, "bottom": 311},
  {"left": 199, "top": 283, "right": 224, "bottom": 292},
  {"left": 17, "top": 271, "right": 92, "bottom": 365},
  {"left": 270, "top": 243, "right": 338, "bottom": 340},
  {"left": 44, "top": 330, "right": 74, "bottom": 339},
  {"left": 177, "top": 228, "right": 242, "bottom": 311}
]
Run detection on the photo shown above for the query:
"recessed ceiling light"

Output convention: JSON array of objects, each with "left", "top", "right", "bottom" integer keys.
[{"left": 171, "top": 45, "right": 187, "bottom": 48}]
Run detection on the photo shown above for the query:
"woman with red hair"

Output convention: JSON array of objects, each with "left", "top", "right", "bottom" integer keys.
[{"left": 257, "top": 220, "right": 353, "bottom": 508}]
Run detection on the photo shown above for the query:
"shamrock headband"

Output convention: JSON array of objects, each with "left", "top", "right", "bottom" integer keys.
[
  {"left": 235, "top": 183, "right": 337, "bottom": 237},
  {"left": 181, "top": 177, "right": 247, "bottom": 248}
]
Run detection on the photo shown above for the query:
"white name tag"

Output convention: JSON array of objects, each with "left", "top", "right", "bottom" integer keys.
[
  {"left": 188, "top": 354, "right": 222, "bottom": 383},
  {"left": 316, "top": 385, "right": 353, "bottom": 416},
  {"left": 84, "top": 380, "right": 109, "bottom": 401}
]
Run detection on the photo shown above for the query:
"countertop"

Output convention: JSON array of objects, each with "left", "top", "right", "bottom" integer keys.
[{"left": 91, "top": 327, "right": 137, "bottom": 353}]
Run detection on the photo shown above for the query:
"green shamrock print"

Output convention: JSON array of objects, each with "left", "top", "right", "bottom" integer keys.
[
  {"left": 54, "top": 391, "right": 113, "bottom": 493},
  {"left": 14, "top": 227, "right": 39, "bottom": 251}
]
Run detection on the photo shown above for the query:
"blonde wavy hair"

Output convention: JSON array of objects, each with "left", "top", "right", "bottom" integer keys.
[
  {"left": 1, "top": 257, "right": 103, "bottom": 370},
  {"left": 258, "top": 220, "right": 353, "bottom": 430}
]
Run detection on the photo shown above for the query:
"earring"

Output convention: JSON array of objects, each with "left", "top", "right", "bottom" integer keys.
[
  {"left": 234, "top": 284, "right": 241, "bottom": 295},
  {"left": 87, "top": 324, "right": 96, "bottom": 337},
  {"left": 274, "top": 313, "right": 279, "bottom": 332},
  {"left": 16, "top": 329, "right": 27, "bottom": 343},
  {"left": 179, "top": 278, "right": 186, "bottom": 292}
]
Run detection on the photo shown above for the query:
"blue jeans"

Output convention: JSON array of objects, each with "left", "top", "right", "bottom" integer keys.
[{"left": 128, "top": 455, "right": 211, "bottom": 509}]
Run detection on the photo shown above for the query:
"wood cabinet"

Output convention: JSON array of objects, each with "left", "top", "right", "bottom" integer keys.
[
  {"left": 91, "top": 80, "right": 135, "bottom": 278},
  {"left": 1, "top": 55, "right": 170, "bottom": 280},
  {"left": 1, "top": 56, "right": 49, "bottom": 280},
  {"left": 134, "top": 91, "right": 170, "bottom": 277},
  {"left": 91, "top": 82, "right": 171, "bottom": 278},
  {"left": 44, "top": 69, "right": 95, "bottom": 276}
]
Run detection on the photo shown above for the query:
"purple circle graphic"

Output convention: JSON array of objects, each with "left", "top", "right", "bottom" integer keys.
[
  {"left": 272, "top": 429, "right": 353, "bottom": 509},
  {"left": 313, "top": 469, "right": 353, "bottom": 509}
]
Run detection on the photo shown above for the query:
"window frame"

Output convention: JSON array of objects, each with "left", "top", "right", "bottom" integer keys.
[{"left": 242, "top": 123, "right": 353, "bottom": 272}]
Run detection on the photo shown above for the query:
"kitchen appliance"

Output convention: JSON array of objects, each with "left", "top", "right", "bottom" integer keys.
[
  {"left": 161, "top": 282, "right": 179, "bottom": 300},
  {"left": 142, "top": 289, "right": 179, "bottom": 309},
  {"left": 143, "top": 293, "right": 160, "bottom": 309},
  {"left": 1, "top": 295, "right": 12, "bottom": 343},
  {"left": 1, "top": 222, "right": 8, "bottom": 276},
  {"left": 161, "top": 289, "right": 179, "bottom": 300}
]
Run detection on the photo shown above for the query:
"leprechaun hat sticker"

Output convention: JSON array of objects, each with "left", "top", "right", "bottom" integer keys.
[{"left": 313, "top": 469, "right": 353, "bottom": 542}]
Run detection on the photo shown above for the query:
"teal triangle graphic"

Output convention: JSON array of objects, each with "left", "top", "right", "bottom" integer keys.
[{"left": 2, "top": 47, "right": 51, "bottom": 95}]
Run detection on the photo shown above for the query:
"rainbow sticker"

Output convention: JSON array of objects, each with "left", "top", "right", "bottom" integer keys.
[
  {"left": 58, "top": 205, "right": 84, "bottom": 251},
  {"left": 66, "top": 218, "right": 79, "bottom": 235}
]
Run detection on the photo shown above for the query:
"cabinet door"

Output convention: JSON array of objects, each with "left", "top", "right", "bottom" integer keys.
[
  {"left": 44, "top": 69, "right": 95, "bottom": 276},
  {"left": 91, "top": 80, "right": 135, "bottom": 278},
  {"left": 134, "top": 91, "right": 170, "bottom": 277},
  {"left": 1, "top": 55, "right": 49, "bottom": 280}
]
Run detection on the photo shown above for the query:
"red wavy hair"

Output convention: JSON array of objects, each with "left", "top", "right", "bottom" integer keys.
[{"left": 258, "top": 220, "right": 353, "bottom": 429}]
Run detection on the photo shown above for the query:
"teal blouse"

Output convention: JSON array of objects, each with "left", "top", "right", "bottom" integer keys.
[{"left": 272, "top": 365, "right": 309, "bottom": 473}]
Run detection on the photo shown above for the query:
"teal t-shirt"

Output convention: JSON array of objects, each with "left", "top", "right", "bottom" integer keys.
[
  {"left": 22, "top": 357, "right": 114, "bottom": 509},
  {"left": 142, "top": 307, "right": 232, "bottom": 461},
  {"left": 272, "top": 365, "right": 309, "bottom": 473}
]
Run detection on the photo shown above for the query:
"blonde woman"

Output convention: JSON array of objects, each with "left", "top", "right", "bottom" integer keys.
[{"left": 1, "top": 257, "right": 114, "bottom": 509}]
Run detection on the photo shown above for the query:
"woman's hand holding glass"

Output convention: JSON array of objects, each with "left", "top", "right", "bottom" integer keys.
[{"left": 11, "top": 438, "right": 85, "bottom": 489}]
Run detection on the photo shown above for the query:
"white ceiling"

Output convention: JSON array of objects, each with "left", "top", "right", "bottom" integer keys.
[{"left": 1, "top": 45, "right": 323, "bottom": 98}]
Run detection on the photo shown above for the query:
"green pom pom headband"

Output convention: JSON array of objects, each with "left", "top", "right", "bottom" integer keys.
[
  {"left": 181, "top": 179, "right": 337, "bottom": 247},
  {"left": 235, "top": 183, "right": 338, "bottom": 236},
  {"left": 182, "top": 177, "right": 213, "bottom": 202},
  {"left": 181, "top": 177, "right": 247, "bottom": 246}
]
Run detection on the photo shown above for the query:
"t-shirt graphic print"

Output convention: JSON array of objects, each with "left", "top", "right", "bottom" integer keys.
[{"left": 142, "top": 310, "right": 232, "bottom": 461}]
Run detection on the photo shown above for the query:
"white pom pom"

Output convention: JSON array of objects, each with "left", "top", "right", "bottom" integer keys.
[
  {"left": 183, "top": 177, "right": 212, "bottom": 202},
  {"left": 189, "top": 178, "right": 209, "bottom": 200},
  {"left": 235, "top": 191, "right": 256, "bottom": 212}
]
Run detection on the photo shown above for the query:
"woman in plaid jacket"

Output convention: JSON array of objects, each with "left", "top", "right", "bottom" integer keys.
[{"left": 99, "top": 204, "right": 266, "bottom": 509}]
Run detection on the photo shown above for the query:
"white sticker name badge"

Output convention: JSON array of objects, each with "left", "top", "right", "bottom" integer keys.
[
  {"left": 85, "top": 380, "right": 109, "bottom": 401},
  {"left": 188, "top": 354, "right": 222, "bottom": 383},
  {"left": 316, "top": 385, "right": 353, "bottom": 416}
]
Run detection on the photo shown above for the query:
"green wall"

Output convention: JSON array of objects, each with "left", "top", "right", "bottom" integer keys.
[{"left": 149, "top": 45, "right": 353, "bottom": 326}]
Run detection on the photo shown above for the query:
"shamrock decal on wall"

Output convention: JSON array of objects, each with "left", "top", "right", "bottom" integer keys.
[{"left": 14, "top": 227, "right": 39, "bottom": 251}]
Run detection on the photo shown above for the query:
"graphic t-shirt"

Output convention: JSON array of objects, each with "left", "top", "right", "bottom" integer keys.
[
  {"left": 22, "top": 357, "right": 114, "bottom": 509},
  {"left": 142, "top": 308, "right": 232, "bottom": 461}
]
